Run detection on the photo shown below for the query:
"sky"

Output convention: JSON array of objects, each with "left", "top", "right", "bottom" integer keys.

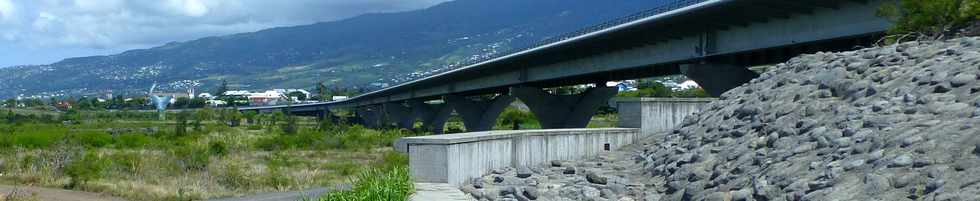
[{"left": 0, "top": 0, "right": 451, "bottom": 67}]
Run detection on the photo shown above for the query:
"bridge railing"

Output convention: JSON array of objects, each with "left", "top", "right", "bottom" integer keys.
[{"left": 403, "top": 0, "right": 709, "bottom": 83}]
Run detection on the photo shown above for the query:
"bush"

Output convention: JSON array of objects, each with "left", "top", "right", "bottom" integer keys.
[
  {"left": 497, "top": 107, "right": 537, "bottom": 130},
  {"left": 879, "top": 0, "right": 980, "bottom": 39},
  {"left": 65, "top": 151, "right": 109, "bottom": 189},
  {"left": 116, "top": 134, "right": 154, "bottom": 149},
  {"left": 318, "top": 166, "right": 414, "bottom": 201},
  {"left": 110, "top": 152, "right": 145, "bottom": 175},
  {"left": 172, "top": 145, "right": 210, "bottom": 171},
  {"left": 208, "top": 141, "right": 229, "bottom": 157},
  {"left": 71, "top": 132, "right": 113, "bottom": 148},
  {"left": 219, "top": 161, "right": 255, "bottom": 190}
]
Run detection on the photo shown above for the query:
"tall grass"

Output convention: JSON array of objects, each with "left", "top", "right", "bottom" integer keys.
[{"left": 318, "top": 166, "right": 414, "bottom": 201}]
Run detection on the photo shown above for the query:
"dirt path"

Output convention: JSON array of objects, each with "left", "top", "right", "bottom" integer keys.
[
  {"left": 0, "top": 185, "right": 126, "bottom": 201},
  {"left": 208, "top": 185, "right": 349, "bottom": 201}
]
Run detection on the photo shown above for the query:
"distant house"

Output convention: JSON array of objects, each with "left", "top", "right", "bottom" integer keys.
[
  {"left": 197, "top": 93, "right": 215, "bottom": 100},
  {"left": 223, "top": 90, "right": 251, "bottom": 96},
  {"left": 247, "top": 90, "right": 286, "bottom": 106},
  {"left": 55, "top": 101, "right": 73, "bottom": 110},
  {"left": 207, "top": 99, "right": 227, "bottom": 107},
  {"left": 276, "top": 89, "right": 312, "bottom": 101}
]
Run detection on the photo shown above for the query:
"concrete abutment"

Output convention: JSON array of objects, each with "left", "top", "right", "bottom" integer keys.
[
  {"left": 512, "top": 86, "right": 618, "bottom": 129},
  {"left": 446, "top": 95, "right": 515, "bottom": 132},
  {"left": 680, "top": 62, "right": 759, "bottom": 97}
]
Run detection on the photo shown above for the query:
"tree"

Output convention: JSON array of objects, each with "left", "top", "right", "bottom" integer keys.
[
  {"left": 317, "top": 82, "right": 329, "bottom": 101},
  {"left": 287, "top": 91, "right": 308, "bottom": 101},
  {"left": 3, "top": 99, "right": 16, "bottom": 108},
  {"left": 188, "top": 98, "right": 207, "bottom": 108},
  {"left": 175, "top": 111, "right": 191, "bottom": 136},
  {"left": 173, "top": 97, "right": 191, "bottom": 109},
  {"left": 214, "top": 80, "right": 229, "bottom": 97},
  {"left": 879, "top": 0, "right": 980, "bottom": 39}
]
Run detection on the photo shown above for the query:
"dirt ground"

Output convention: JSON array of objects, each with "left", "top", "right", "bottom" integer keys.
[{"left": 0, "top": 185, "right": 126, "bottom": 201}]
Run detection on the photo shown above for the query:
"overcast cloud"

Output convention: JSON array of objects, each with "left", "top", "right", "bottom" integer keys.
[{"left": 0, "top": 0, "right": 450, "bottom": 67}]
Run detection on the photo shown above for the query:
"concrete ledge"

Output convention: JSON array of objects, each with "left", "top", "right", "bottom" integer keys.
[
  {"left": 396, "top": 128, "right": 641, "bottom": 185},
  {"left": 616, "top": 98, "right": 714, "bottom": 135},
  {"left": 394, "top": 128, "right": 638, "bottom": 152},
  {"left": 614, "top": 97, "right": 718, "bottom": 102}
]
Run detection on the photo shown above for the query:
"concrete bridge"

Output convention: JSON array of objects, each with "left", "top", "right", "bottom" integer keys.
[{"left": 241, "top": 0, "right": 893, "bottom": 133}]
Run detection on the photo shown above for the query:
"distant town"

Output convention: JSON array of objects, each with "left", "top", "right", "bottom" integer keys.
[{"left": 1, "top": 79, "right": 704, "bottom": 111}]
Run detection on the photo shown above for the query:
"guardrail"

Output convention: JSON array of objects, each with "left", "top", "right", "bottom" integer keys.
[{"left": 414, "top": 0, "right": 709, "bottom": 82}]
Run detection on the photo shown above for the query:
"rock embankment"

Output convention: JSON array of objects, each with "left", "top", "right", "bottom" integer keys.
[{"left": 468, "top": 37, "right": 980, "bottom": 201}]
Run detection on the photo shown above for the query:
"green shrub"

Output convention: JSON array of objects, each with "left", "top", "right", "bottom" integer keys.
[
  {"left": 172, "top": 145, "right": 210, "bottom": 171},
  {"left": 879, "top": 0, "right": 980, "bottom": 38},
  {"left": 116, "top": 134, "right": 154, "bottom": 149},
  {"left": 318, "top": 166, "right": 414, "bottom": 201},
  {"left": 11, "top": 132, "right": 64, "bottom": 149},
  {"left": 65, "top": 151, "right": 109, "bottom": 189},
  {"left": 219, "top": 162, "right": 255, "bottom": 190},
  {"left": 376, "top": 151, "right": 409, "bottom": 171},
  {"left": 71, "top": 132, "right": 114, "bottom": 148},
  {"left": 175, "top": 111, "right": 191, "bottom": 137},
  {"left": 497, "top": 107, "right": 537, "bottom": 130},
  {"left": 110, "top": 152, "right": 145, "bottom": 175},
  {"left": 266, "top": 152, "right": 304, "bottom": 168},
  {"left": 208, "top": 141, "right": 229, "bottom": 157}
]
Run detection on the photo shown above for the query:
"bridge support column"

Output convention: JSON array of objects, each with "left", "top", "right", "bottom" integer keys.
[
  {"left": 512, "top": 86, "right": 618, "bottom": 129},
  {"left": 410, "top": 100, "right": 454, "bottom": 134},
  {"left": 357, "top": 105, "right": 384, "bottom": 129},
  {"left": 384, "top": 102, "right": 416, "bottom": 130},
  {"left": 446, "top": 95, "right": 515, "bottom": 132},
  {"left": 680, "top": 62, "right": 759, "bottom": 97}
]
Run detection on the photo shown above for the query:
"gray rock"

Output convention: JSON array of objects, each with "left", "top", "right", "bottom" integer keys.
[
  {"left": 551, "top": 160, "right": 571, "bottom": 167},
  {"left": 643, "top": 193, "right": 662, "bottom": 201},
  {"left": 951, "top": 73, "right": 975, "bottom": 87},
  {"left": 516, "top": 167, "right": 533, "bottom": 178},
  {"left": 521, "top": 188, "right": 538, "bottom": 200},
  {"left": 500, "top": 186, "right": 517, "bottom": 196},
  {"left": 902, "top": 135, "right": 924, "bottom": 147},
  {"left": 891, "top": 154, "right": 914, "bottom": 167},
  {"left": 586, "top": 172, "right": 608, "bottom": 185},
  {"left": 705, "top": 192, "right": 730, "bottom": 201},
  {"left": 562, "top": 167, "right": 576, "bottom": 175},
  {"left": 493, "top": 175, "right": 505, "bottom": 183}
]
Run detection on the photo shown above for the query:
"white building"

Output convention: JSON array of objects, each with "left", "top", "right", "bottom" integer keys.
[{"left": 197, "top": 93, "right": 215, "bottom": 100}]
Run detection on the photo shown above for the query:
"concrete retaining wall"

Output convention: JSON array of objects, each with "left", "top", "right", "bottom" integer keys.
[
  {"left": 616, "top": 98, "right": 715, "bottom": 135},
  {"left": 395, "top": 128, "right": 640, "bottom": 186}
]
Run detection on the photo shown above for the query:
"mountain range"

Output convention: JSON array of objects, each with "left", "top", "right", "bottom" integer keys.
[{"left": 0, "top": 0, "right": 671, "bottom": 98}]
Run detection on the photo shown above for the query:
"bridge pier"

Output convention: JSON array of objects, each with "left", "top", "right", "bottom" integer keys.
[
  {"left": 446, "top": 95, "right": 515, "bottom": 132},
  {"left": 512, "top": 86, "right": 618, "bottom": 129},
  {"left": 411, "top": 100, "right": 453, "bottom": 134},
  {"left": 384, "top": 102, "right": 416, "bottom": 130},
  {"left": 315, "top": 108, "right": 333, "bottom": 122},
  {"left": 357, "top": 105, "right": 384, "bottom": 129},
  {"left": 680, "top": 62, "right": 759, "bottom": 97}
]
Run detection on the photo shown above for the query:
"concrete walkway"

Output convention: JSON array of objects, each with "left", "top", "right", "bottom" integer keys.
[{"left": 411, "top": 183, "right": 474, "bottom": 201}]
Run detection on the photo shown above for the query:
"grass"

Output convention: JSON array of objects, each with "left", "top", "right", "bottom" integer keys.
[
  {"left": 0, "top": 106, "right": 615, "bottom": 201},
  {"left": 0, "top": 109, "right": 412, "bottom": 201},
  {"left": 317, "top": 166, "right": 414, "bottom": 201}
]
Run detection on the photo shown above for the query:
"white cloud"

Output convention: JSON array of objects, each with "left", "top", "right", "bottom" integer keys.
[
  {"left": 0, "top": 0, "right": 452, "bottom": 66},
  {"left": 0, "top": 0, "right": 14, "bottom": 22}
]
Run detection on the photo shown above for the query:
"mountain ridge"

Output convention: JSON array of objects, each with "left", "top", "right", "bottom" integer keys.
[{"left": 0, "top": 0, "right": 671, "bottom": 98}]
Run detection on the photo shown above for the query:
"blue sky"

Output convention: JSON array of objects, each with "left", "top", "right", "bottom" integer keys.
[{"left": 0, "top": 0, "right": 450, "bottom": 67}]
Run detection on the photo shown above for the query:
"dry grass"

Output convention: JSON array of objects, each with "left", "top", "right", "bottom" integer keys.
[{"left": 0, "top": 127, "right": 396, "bottom": 201}]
